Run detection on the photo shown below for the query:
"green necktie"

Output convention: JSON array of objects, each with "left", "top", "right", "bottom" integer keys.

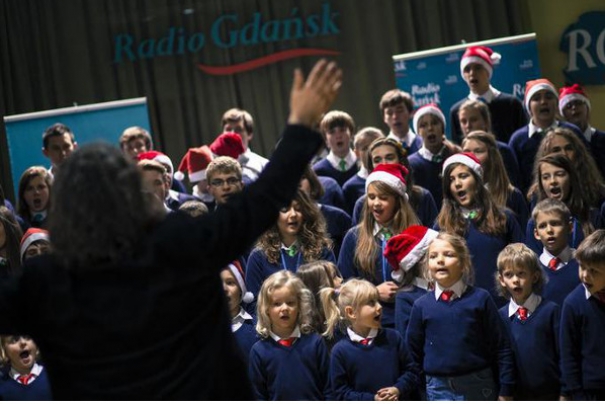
[
  {"left": 339, "top": 159, "right": 347, "bottom": 172},
  {"left": 431, "top": 154, "right": 443, "bottom": 163},
  {"left": 285, "top": 244, "right": 298, "bottom": 257},
  {"left": 381, "top": 228, "right": 392, "bottom": 240}
]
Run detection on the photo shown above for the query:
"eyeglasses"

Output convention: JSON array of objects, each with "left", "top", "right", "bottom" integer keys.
[{"left": 210, "top": 177, "right": 241, "bottom": 187}]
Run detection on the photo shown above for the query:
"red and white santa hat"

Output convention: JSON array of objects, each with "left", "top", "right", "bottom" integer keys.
[
  {"left": 174, "top": 146, "right": 213, "bottom": 183},
  {"left": 460, "top": 46, "right": 501, "bottom": 79},
  {"left": 210, "top": 132, "right": 245, "bottom": 160},
  {"left": 20, "top": 227, "right": 50, "bottom": 263},
  {"left": 524, "top": 78, "right": 558, "bottom": 112},
  {"left": 384, "top": 225, "right": 439, "bottom": 282},
  {"left": 137, "top": 151, "right": 174, "bottom": 177},
  {"left": 442, "top": 152, "right": 483, "bottom": 177},
  {"left": 559, "top": 84, "right": 591, "bottom": 115},
  {"left": 227, "top": 261, "right": 254, "bottom": 304},
  {"left": 412, "top": 103, "right": 446, "bottom": 134},
  {"left": 366, "top": 163, "right": 408, "bottom": 199}
]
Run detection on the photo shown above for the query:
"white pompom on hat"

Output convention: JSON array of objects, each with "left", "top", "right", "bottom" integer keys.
[
  {"left": 460, "top": 45, "right": 501, "bottom": 79},
  {"left": 442, "top": 152, "right": 483, "bottom": 178},
  {"left": 227, "top": 261, "right": 254, "bottom": 304}
]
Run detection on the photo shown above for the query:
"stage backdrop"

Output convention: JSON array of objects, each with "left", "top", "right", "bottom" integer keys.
[
  {"left": 4, "top": 98, "right": 150, "bottom": 195},
  {"left": 392, "top": 33, "right": 541, "bottom": 139}
]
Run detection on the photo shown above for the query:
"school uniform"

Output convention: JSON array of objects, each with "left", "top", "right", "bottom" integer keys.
[
  {"left": 238, "top": 148, "right": 268, "bottom": 183},
  {"left": 540, "top": 246, "right": 580, "bottom": 306},
  {"left": 248, "top": 329, "right": 331, "bottom": 400},
  {"left": 407, "top": 281, "right": 515, "bottom": 400},
  {"left": 435, "top": 210, "right": 523, "bottom": 304},
  {"left": 318, "top": 175, "right": 346, "bottom": 210},
  {"left": 560, "top": 284, "right": 605, "bottom": 400},
  {"left": 387, "top": 130, "right": 423, "bottom": 155},
  {"left": 586, "top": 127, "right": 605, "bottom": 179},
  {"left": 496, "top": 141, "right": 521, "bottom": 188},
  {"left": 505, "top": 187, "right": 529, "bottom": 231},
  {"left": 0, "top": 363, "right": 52, "bottom": 400},
  {"left": 342, "top": 167, "right": 367, "bottom": 214},
  {"left": 338, "top": 225, "right": 399, "bottom": 327},
  {"left": 313, "top": 150, "right": 358, "bottom": 187},
  {"left": 394, "top": 282, "right": 429, "bottom": 340},
  {"left": 232, "top": 308, "right": 258, "bottom": 360},
  {"left": 330, "top": 327, "right": 420, "bottom": 401},
  {"left": 165, "top": 189, "right": 200, "bottom": 211},
  {"left": 3, "top": 124, "right": 324, "bottom": 400},
  {"left": 245, "top": 245, "right": 336, "bottom": 298},
  {"left": 449, "top": 88, "right": 527, "bottom": 144},
  {"left": 408, "top": 147, "right": 452, "bottom": 209},
  {"left": 319, "top": 203, "right": 352, "bottom": 258},
  {"left": 352, "top": 186, "right": 437, "bottom": 228},
  {"left": 498, "top": 294, "right": 561, "bottom": 400},
  {"left": 508, "top": 120, "right": 584, "bottom": 194}
]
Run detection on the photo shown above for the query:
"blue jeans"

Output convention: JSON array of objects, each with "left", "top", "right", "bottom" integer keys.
[{"left": 426, "top": 367, "right": 497, "bottom": 401}]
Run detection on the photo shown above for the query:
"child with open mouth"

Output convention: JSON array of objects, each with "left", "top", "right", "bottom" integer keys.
[{"left": 17, "top": 167, "right": 52, "bottom": 231}]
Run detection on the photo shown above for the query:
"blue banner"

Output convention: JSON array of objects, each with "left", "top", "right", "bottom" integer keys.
[
  {"left": 4, "top": 98, "right": 150, "bottom": 195},
  {"left": 393, "top": 34, "right": 541, "bottom": 139}
]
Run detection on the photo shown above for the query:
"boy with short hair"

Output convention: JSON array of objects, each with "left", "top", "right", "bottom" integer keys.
[
  {"left": 119, "top": 126, "right": 153, "bottom": 160},
  {"left": 532, "top": 199, "right": 579, "bottom": 305},
  {"left": 137, "top": 159, "right": 170, "bottom": 211},
  {"left": 341, "top": 127, "right": 385, "bottom": 214},
  {"left": 560, "top": 229, "right": 605, "bottom": 400},
  {"left": 206, "top": 156, "right": 244, "bottom": 206},
  {"left": 380, "top": 89, "right": 422, "bottom": 154},
  {"left": 312, "top": 110, "right": 358, "bottom": 187},
  {"left": 42, "top": 123, "right": 77, "bottom": 176}
]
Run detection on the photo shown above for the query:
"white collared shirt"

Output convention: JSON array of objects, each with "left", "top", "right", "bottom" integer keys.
[
  {"left": 347, "top": 327, "right": 379, "bottom": 345},
  {"left": 387, "top": 130, "right": 417, "bottom": 148},
  {"left": 10, "top": 363, "right": 43, "bottom": 384},
  {"left": 539, "top": 246, "right": 574, "bottom": 271},
  {"left": 583, "top": 126, "right": 596, "bottom": 143},
  {"left": 238, "top": 148, "right": 268, "bottom": 182},
  {"left": 418, "top": 145, "right": 446, "bottom": 162},
  {"left": 232, "top": 307, "right": 253, "bottom": 332},
  {"left": 357, "top": 166, "right": 369, "bottom": 179},
  {"left": 584, "top": 284, "right": 592, "bottom": 300},
  {"left": 270, "top": 326, "right": 301, "bottom": 342},
  {"left": 508, "top": 293, "right": 541, "bottom": 318},
  {"left": 327, "top": 149, "right": 357, "bottom": 171},
  {"left": 468, "top": 85, "right": 501, "bottom": 104},
  {"left": 434, "top": 279, "right": 466, "bottom": 301},
  {"left": 372, "top": 222, "right": 393, "bottom": 241},
  {"left": 528, "top": 120, "right": 559, "bottom": 139}
]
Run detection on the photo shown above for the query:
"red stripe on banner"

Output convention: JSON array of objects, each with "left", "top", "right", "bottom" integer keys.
[{"left": 197, "top": 48, "right": 341, "bottom": 75}]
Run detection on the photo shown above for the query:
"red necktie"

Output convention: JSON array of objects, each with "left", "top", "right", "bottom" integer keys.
[
  {"left": 359, "top": 338, "right": 372, "bottom": 345},
  {"left": 548, "top": 257, "right": 560, "bottom": 271},
  {"left": 17, "top": 374, "right": 34, "bottom": 385},
  {"left": 440, "top": 290, "right": 454, "bottom": 302},
  {"left": 517, "top": 307, "right": 528, "bottom": 321},
  {"left": 278, "top": 337, "right": 296, "bottom": 347}
]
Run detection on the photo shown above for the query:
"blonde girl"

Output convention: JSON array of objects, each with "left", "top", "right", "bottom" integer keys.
[
  {"left": 321, "top": 279, "right": 420, "bottom": 400},
  {"left": 249, "top": 270, "right": 330, "bottom": 400},
  {"left": 407, "top": 233, "right": 514, "bottom": 400},
  {"left": 338, "top": 163, "right": 420, "bottom": 327}
]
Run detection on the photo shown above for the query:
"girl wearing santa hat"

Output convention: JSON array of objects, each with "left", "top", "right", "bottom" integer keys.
[
  {"left": 407, "top": 104, "right": 461, "bottom": 210},
  {"left": 220, "top": 261, "right": 257, "bottom": 360},
  {"left": 245, "top": 190, "right": 335, "bottom": 299},
  {"left": 435, "top": 152, "right": 524, "bottom": 304},
  {"left": 338, "top": 163, "right": 420, "bottom": 328},
  {"left": 462, "top": 130, "right": 529, "bottom": 229}
]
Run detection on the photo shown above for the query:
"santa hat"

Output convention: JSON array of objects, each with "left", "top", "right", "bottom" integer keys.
[
  {"left": 366, "top": 163, "right": 408, "bottom": 199},
  {"left": 559, "top": 84, "right": 591, "bottom": 115},
  {"left": 227, "top": 261, "right": 254, "bottom": 304},
  {"left": 384, "top": 225, "right": 438, "bottom": 282},
  {"left": 137, "top": 151, "right": 174, "bottom": 176},
  {"left": 412, "top": 103, "right": 446, "bottom": 134},
  {"left": 460, "top": 46, "right": 501, "bottom": 79},
  {"left": 442, "top": 152, "right": 483, "bottom": 177},
  {"left": 174, "top": 146, "right": 213, "bottom": 183},
  {"left": 524, "top": 79, "right": 558, "bottom": 112},
  {"left": 20, "top": 228, "right": 50, "bottom": 263},
  {"left": 210, "top": 132, "right": 245, "bottom": 160}
]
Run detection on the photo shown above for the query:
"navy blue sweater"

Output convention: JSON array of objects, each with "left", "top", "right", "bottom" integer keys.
[
  {"left": 318, "top": 175, "right": 346, "bottom": 211},
  {"left": 408, "top": 153, "right": 445, "bottom": 210},
  {"left": 394, "top": 286, "right": 428, "bottom": 340},
  {"left": 0, "top": 366, "right": 52, "bottom": 400},
  {"left": 248, "top": 333, "right": 331, "bottom": 400},
  {"left": 313, "top": 158, "right": 358, "bottom": 187},
  {"left": 342, "top": 173, "right": 366, "bottom": 214},
  {"left": 233, "top": 313, "right": 258, "bottom": 361},
  {"left": 320, "top": 204, "right": 352, "bottom": 258},
  {"left": 541, "top": 260, "right": 580, "bottom": 306},
  {"left": 330, "top": 328, "right": 420, "bottom": 400},
  {"left": 407, "top": 286, "right": 515, "bottom": 396},
  {"left": 498, "top": 299, "right": 561, "bottom": 400},
  {"left": 506, "top": 187, "right": 529, "bottom": 233},
  {"left": 497, "top": 141, "right": 521, "bottom": 188},
  {"left": 560, "top": 284, "right": 605, "bottom": 400},
  {"left": 338, "top": 226, "right": 396, "bottom": 327}
]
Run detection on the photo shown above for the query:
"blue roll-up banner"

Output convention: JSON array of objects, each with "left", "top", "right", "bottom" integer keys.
[
  {"left": 4, "top": 98, "right": 151, "bottom": 195},
  {"left": 392, "top": 33, "right": 541, "bottom": 139}
]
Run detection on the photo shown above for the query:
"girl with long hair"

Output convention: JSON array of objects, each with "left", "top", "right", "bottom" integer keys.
[{"left": 17, "top": 167, "right": 52, "bottom": 230}]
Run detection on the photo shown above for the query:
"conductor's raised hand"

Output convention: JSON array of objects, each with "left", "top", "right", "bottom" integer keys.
[{"left": 288, "top": 59, "right": 342, "bottom": 128}]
